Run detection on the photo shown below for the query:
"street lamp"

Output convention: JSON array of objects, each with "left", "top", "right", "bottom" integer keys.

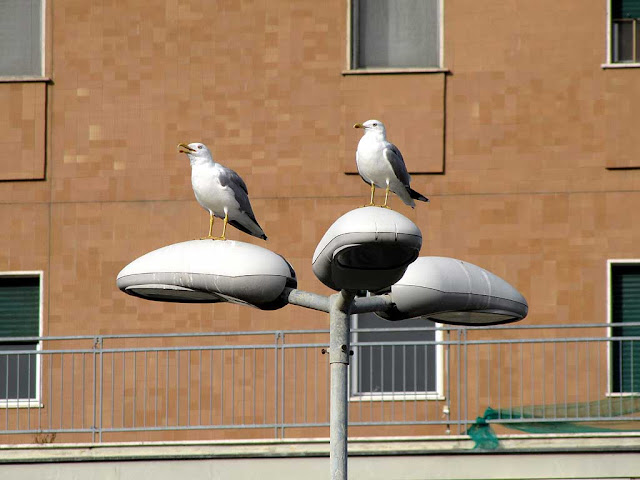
[
  {"left": 375, "top": 256, "right": 528, "bottom": 325},
  {"left": 117, "top": 239, "right": 296, "bottom": 310},
  {"left": 117, "top": 207, "right": 528, "bottom": 480}
]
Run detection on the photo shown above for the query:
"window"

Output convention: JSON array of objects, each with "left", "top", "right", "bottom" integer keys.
[
  {"left": 350, "top": 0, "right": 441, "bottom": 70},
  {"left": 609, "top": 262, "right": 640, "bottom": 393},
  {"left": 611, "top": 0, "right": 640, "bottom": 63},
  {"left": 0, "top": 0, "right": 44, "bottom": 76},
  {"left": 0, "top": 273, "right": 42, "bottom": 405},
  {"left": 351, "top": 311, "right": 442, "bottom": 399}
]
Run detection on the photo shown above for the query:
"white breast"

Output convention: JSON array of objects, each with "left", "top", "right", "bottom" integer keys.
[
  {"left": 191, "top": 163, "right": 239, "bottom": 218},
  {"left": 356, "top": 137, "right": 396, "bottom": 188}
]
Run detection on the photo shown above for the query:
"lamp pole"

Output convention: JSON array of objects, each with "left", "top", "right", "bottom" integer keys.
[{"left": 329, "top": 290, "right": 355, "bottom": 480}]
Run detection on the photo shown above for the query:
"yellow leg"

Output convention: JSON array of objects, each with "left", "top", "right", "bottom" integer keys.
[
  {"left": 363, "top": 182, "right": 376, "bottom": 207},
  {"left": 199, "top": 213, "right": 215, "bottom": 240},
  {"left": 382, "top": 185, "right": 391, "bottom": 209},
  {"left": 208, "top": 213, "right": 214, "bottom": 237},
  {"left": 212, "top": 211, "right": 228, "bottom": 240}
]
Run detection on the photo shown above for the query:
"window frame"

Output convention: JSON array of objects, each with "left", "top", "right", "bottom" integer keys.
[
  {"left": 345, "top": 0, "right": 445, "bottom": 74},
  {"left": 0, "top": 271, "right": 43, "bottom": 408},
  {"left": 607, "top": 259, "right": 640, "bottom": 397},
  {"left": 349, "top": 311, "right": 444, "bottom": 401},
  {"left": 0, "top": 0, "right": 47, "bottom": 81},
  {"left": 605, "top": 0, "right": 640, "bottom": 68}
]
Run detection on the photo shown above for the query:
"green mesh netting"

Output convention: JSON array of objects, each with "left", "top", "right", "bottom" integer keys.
[
  {"left": 467, "top": 397, "right": 640, "bottom": 449},
  {"left": 466, "top": 415, "right": 501, "bottom": 450}
]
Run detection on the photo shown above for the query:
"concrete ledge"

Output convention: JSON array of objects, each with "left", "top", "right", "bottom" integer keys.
[
  {"left": 2, "top": 435, "right": 640, "bottom": 480},
  {"left": 2, "top": 433, "right": 640, "bottom": 463}
]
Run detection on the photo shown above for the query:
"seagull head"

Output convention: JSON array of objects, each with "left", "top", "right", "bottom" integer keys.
[
  {"left": 353, "top": 119, "right": 386, "bottom": 138},
  {"left": 177, "top": 142, "right": 213, "bottom": 165}
]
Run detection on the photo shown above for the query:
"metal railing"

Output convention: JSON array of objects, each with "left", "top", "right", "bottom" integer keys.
[{"left": 1, "top": 323, "right": 639, "bottom": 443}]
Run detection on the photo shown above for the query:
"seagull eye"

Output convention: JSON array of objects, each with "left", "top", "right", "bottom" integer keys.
[
  {"left": 197, "top": 145, "right": 203, "bottom": 149},
  {"left": 372, "top": 123, "right": 378, "bottom": 126}
]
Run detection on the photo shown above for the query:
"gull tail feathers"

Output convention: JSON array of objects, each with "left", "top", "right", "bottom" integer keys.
[
  {"left": 408, "top": 187, "right": 429, "bottom": 203},
  {"left": 229, "top": 219, "right": 267, "bottom": 241}
]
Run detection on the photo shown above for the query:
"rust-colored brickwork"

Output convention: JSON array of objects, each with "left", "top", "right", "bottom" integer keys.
[
  {"left": 0, "top": 0, "right": 639, "bottom": 443},
  {"left": 0, "top": 83, "right": 46, "bottom": 180}
]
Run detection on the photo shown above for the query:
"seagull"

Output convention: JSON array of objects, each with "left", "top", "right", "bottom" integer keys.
[
  {"left": 178, "top": 142, "right": 267, "bottom": 241},
  {"left": 353, "top": 119, "right": 429, "bottom": 208}
]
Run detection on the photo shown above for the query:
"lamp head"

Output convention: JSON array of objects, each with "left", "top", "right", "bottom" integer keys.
[
  {"left": 312, "top": 207, "right": 422, "bottom": 291},
  {"left": 117, "top": 240, "right": 296, "bottom": 310},
  {"left": 377, "top": 257, "right": 528, "bottom": 326}
]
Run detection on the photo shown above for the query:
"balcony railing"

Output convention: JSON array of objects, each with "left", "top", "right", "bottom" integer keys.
[{"left": 1, "top": 323, "right": 639, "bottom": 444}]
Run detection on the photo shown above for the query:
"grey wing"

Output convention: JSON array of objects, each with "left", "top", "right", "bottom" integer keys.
[
  {"left": 219, "top": 167, "right": 248, "bottom": 195},
  {"left": 219, "top": 168, "right": 258, "bottom": 217},
  {"left": 383, "top": 143, "right": 412, "bottom": 187}
]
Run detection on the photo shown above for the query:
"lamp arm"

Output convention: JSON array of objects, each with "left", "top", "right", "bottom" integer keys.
[
  {"left": 282, "top": 287, "right": 330, "bottom": 313},
  {"left": 283, "top": 288, "right": 395, "bottom": 316},
  {"left": 349, "top": 294, "right": 394, "bottom": 315}
]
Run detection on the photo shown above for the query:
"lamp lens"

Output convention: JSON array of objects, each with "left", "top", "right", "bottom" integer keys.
[{"left": 335, "top": 244, "right": 417, "bottom": 270}]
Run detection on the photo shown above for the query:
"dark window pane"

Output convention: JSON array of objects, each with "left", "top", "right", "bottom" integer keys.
[
  {"left": 636, "top": 21, "right": 640, "bottom": 61},
  {"left": 0, "top": 276, "right": 40, "bottom": 338},
  {"left": 353, "top": 0, "right": 439, "bottom": 68},
  {"left": 0, "top": 343, "right": 38, "bottom": 400},
  {"left": 612, "top": 0, "right": 640, "bottom": 19},
  {"left": 354, "top": 312, "right": 436, "bottom": 394},
  {"left": 611, "top": 265, "right": 640, "bottom": 393},
  {"left": 613, "top": 20, "right": 635, "bottom": 62},
  {"left": 0, "top": 0, "right": 42, "bottom": 76}
]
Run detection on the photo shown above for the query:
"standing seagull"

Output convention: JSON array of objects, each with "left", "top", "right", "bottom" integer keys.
[
  {"left": 178, "top": 142, "right": 267, "bottom": 240},
  {"left": 353, "top": 119, "right": 429, "bottom": 208}
]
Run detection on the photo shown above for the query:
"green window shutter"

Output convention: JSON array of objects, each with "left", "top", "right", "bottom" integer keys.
[
  {"left": 613, "top": 0, "right": 640, "bottom": 18},
  {"left": 0, "top": 276, "right": 40, "bottom": 339},
  {"left": 611, "top": 265, "right": 640, "bottom": 393}
]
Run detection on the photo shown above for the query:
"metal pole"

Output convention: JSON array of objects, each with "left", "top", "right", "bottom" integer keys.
[{"left": 329, "top": 290, "right": 355, "bottom": 480}]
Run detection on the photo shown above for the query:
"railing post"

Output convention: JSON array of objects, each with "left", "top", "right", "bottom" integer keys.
[
  {"left": 462, "top": 328, "right": 468, "bottom": 432},
  {"left": 92, "top": 336, "right": 103, "bottom": 443},
  {"left": 280, "top": 331, "right": 286, "bottom": 439},
  {"left": 273, "top": 331, "right": 282, "bottom": 439},
  {"left": 456, "top": 328, "right": 462, "bottom": 435}
]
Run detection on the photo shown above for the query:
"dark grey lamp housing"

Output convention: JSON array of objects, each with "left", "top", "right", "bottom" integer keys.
[{"left": 312, "top": 207, "right": 422, "bottom": 292}]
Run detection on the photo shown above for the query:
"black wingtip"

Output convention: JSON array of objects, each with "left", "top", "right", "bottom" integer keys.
[
  {"left": 261, "top": 234, "right": 268, "bottom": 241},
  {"left": 409, "top": 188, "right": 429, "bottom": 203}
]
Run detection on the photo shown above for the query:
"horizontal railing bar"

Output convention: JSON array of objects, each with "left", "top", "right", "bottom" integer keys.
[
  {"left": 0, "top": 428, "right": 96, "bottom": 435},
  {"left": 352, "top": 336, "right": 640, "bottom": 347},
  {"left": 486, "top": 416, "right": 640, "bottom": 424},
  {"left": 0, "top": 330, "right": 328, "bottom": 343},
  {"left": 462, "top": 336, "right": 640, "bottom": 345},
  {"left": 95, "top": 424, "right": 293, "bottom": 433},
  {"left": 3, "top": 336, "right": 640, "bottom": 354},
  {"left": 2, "top": 321, "right": 640, "bottom": 344},
  {"left": 97, "top": 345, "right": 279, "bottom": 354},
  {"left": 0, "top": 345, "right": 280, "bottom": 355}
]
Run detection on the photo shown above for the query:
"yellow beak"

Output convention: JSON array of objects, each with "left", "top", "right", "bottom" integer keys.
[
  {"left": 353, "top": 123, "right": 364, "bottom": 129},
  {"left": 177, "top": 143, "right": 195, "bottom": 153}
]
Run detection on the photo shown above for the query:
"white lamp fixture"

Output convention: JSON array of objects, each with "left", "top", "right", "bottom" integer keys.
[
  {"left": 312, "top": 207, "right": 422, "bottom": 292},
  {"left": 116, "top": 240, "right": 296, "bottom": 310},
  {"left": 376, "top": 256, "right": 528, "bottom": 326}
]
